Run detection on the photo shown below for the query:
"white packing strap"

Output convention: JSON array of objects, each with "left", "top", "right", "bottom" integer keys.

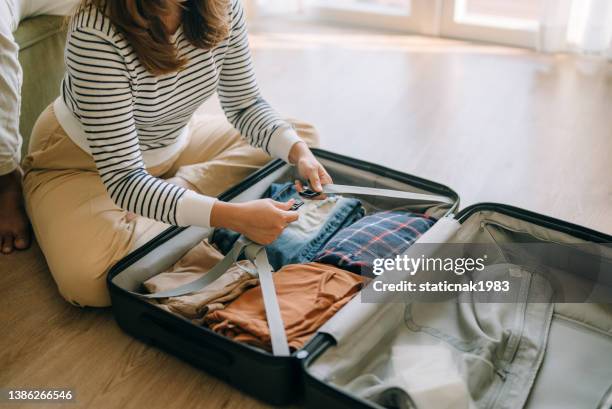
[
  {"left": 248, "top": 246, "right": 291, "bottom": 357},
  {"left": 320, "top": 184, "right": 453, "bottom": 205}
]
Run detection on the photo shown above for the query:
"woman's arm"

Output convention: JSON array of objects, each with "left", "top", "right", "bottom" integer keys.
[
  {"left": 218, "top": 0, "right": 302, "bottom": 163},
  {"left": 65, "top": 26, "right": 215, "bottom": 226},
  {"left": 218, "top": 0, "right": 332, "bottom": 191},
  {"left": 65, "top": 23, "right": 298, "bottom": 240}
]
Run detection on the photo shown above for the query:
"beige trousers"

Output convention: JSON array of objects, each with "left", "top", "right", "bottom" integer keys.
[{"left": 22, "top": 105, "right": 319, "bottom": 307}]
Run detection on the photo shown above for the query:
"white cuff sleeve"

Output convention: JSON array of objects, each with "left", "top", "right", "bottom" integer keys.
[
  {"left": 268, "top": 125, "right": 302, "bottom": 163},
  {"left": 175, "top": 190, "right": 218, "bottom": 228}
]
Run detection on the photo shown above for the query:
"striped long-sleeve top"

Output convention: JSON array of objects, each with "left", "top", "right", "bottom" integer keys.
[{"left": 55, "top": 0, "right": 302, "bottom": 228}]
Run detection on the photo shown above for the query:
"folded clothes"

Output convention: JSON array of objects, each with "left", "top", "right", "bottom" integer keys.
[
  {"left": 314, "top": 211, "right": 435, "bottom": 276},
  {"left": 143, "top": 240, "right": 259, "bottom": 323},
  {"left": 204, "top": 262, "right": 365, "bottom": 352},
  {"left": 212, "top": 182, "right": 365, "bottom": 270}
]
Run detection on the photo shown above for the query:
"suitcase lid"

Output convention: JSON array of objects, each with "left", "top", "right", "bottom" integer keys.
[{"left": 298, "top": 202, "right": 612, "bottom": 409}]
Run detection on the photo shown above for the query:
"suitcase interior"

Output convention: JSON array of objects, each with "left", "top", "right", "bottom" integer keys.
[
  {"left": 107, "top": 148, "right": 460, "bottom": 405},
  {"left": 301, "top": 204, "right": 612, "bottom": 409}
]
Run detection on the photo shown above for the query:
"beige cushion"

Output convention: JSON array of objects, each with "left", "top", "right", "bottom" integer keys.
[{"left": 15, "top": 15, "right": 67, "bottom": 157}]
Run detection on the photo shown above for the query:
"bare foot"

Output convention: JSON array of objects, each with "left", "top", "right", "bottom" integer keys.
[{"left": 0, "top": 168, "right": 31, "bottom": 254}]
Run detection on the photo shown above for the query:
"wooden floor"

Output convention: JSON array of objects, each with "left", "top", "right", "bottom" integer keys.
[{"left": 1, "top": 19, "right": 611, "bottom": 409}]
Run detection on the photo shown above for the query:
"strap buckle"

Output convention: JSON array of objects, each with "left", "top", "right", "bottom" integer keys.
[
  {"left": 298, "top": 185, "right": 323, "bottom": 199},
  {"left": 289, "top": 199, "right": 304, "bottom": 210}
]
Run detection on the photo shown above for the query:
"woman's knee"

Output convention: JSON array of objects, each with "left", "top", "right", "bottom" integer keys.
[
  {"left": 287, "top": 118, "right": 320, "bottom": 148},
  {"left": 41, "top": 230, "right": 130, "bottom": 307},
  {"left": 53, "top": 265, "right": 111, "bottom": 307},
  {"left": 24, "top": 169, "right": 135, "bottom": 307},
  {"left": 43, "top": 232, "right": 115, "bottom": 307}
]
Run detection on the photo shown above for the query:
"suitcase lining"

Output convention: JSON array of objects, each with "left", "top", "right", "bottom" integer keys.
[{"left": 305, "top": 210, "right": 612, "bottom": 409}]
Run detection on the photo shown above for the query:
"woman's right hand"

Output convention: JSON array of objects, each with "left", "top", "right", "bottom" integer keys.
[{"left": 210, "top": 199, "right": 299, "bottom": 245}]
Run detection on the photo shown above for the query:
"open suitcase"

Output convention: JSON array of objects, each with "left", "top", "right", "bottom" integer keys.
[{"left": 107, "top": 148, "right": 612, "bottom": 409}]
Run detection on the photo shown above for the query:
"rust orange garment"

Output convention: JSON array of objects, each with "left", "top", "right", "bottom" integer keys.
[{"left": 204, "top": 262, "right": 365, "bottom": 352}]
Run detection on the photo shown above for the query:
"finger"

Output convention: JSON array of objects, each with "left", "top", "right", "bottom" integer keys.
[
  {"left": 309, "top": 169, "right": 322, "bottom": 192},
  {"left": 294, "top": 179, "right": 304, "bottom": 193},
  {"left": 281, "top": 210, "right": 299, "bottom": 223},
  {"left": 2, "top": 234, "right": 14, "bottom": 254},
  {"left": 319, "top": 166, "right": 333, "bottom": 185},
  {"left": 271, "top": 199, "right": 295, "bottom": 211}
]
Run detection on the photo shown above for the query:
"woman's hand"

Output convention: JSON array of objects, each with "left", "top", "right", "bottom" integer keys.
[
  {"left": 288, "top": 141, "right": 333, "bottom": 194},
  {"left": 210, "top": 199, "right": 299, "bottom": 245}
]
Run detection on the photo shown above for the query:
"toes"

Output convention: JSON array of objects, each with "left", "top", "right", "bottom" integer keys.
[
  {"left": 14, "top": 231, "right": 31, "bottom": 250},
  {"left": 14, "top": 238, "right": 28, "bottom": 249},
  {"left": 13, "top": 220, "right": 30, "bottom": 250},
  {"left": 1, "top": 234, "right": 14, "bottom": 254}
]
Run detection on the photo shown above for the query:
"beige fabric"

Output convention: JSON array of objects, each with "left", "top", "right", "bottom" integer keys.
[
  {"left": 22, "top": 104, "right": 319, "bottom": 307},
  {"left": 143, "top": 240, "right": 259, "bottom": 322}
]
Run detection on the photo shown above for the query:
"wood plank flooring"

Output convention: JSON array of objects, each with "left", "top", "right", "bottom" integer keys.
[{"left": 1, "top": 19, "right": 610, "bottom": 409}]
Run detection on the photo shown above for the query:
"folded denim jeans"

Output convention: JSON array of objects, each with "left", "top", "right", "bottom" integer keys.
[
  {"left": 314, "top": 211, "right": 436, "bottom": 276},
  {"left": 211, "top": 182, "right": 365, "bottom": 270}
]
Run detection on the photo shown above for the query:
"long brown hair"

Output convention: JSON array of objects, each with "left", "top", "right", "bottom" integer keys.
[{"left": 80, "top": 0, "right": 230, "bottom": 75}]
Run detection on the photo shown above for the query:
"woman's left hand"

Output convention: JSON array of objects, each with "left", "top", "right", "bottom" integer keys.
[{"left": 288, "top": 141, "right": 333, "bottom": 194}]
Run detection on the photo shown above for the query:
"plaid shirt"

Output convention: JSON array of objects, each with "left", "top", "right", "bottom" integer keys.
[{"left": 314, "top": 211, "right": 435, "bottom": 276}]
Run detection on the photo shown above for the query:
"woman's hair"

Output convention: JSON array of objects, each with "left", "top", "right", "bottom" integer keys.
[{"left": 80, "top": 0, "right": 230, "bottom": 75}]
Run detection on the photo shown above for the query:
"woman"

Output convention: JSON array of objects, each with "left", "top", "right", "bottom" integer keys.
[{"left": 22, "top": 0, "right": 332, "bottom": 307}]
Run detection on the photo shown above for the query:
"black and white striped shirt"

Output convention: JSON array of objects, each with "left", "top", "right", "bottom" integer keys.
[{"left": 55, "top": 0, "right": 301, "bottom": 227}]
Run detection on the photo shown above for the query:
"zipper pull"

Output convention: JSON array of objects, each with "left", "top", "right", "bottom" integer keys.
[{"left": 496, "top": 368, "right": 508, "bottom": 380}]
